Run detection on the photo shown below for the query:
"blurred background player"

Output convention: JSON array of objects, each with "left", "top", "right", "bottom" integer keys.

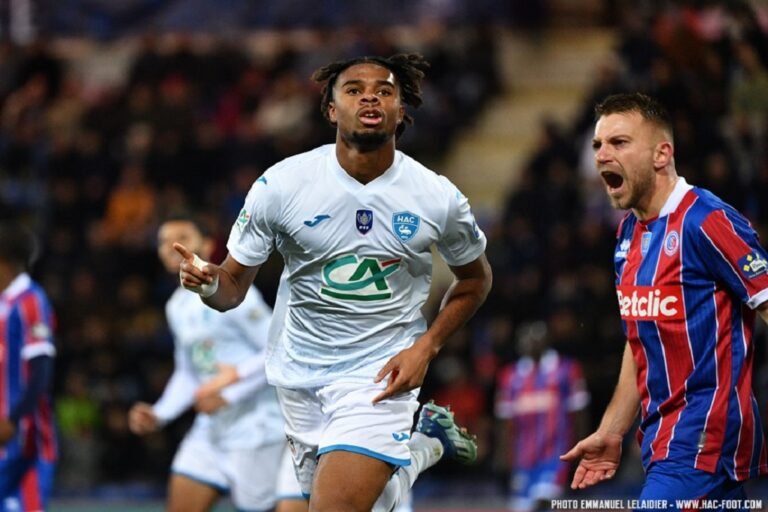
[
  {"left": 128, "top": 214, "right": 289, "bottom": 512},
  {"left": 0, "top": 222, "right": 58, "bottom": 512},
  {"left": 494, "top": 321, "right": 590, "bottom": 512}
]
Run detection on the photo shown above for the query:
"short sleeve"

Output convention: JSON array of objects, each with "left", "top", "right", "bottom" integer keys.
[
  {"left": 17, "top": 292, "right": 56, "bottom": 360},
  {"left": 435, "top": 177, "right": 487, "bottom": 267},
  {"left": 227, "top": 174, "right": 280, "bottom": 267},
  {"left": 696, "top": 209, "right": 768, "bottom": 309}
]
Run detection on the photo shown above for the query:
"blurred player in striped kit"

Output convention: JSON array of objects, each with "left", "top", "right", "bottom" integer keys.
[
  {"left": 495, "top": 321, "right": 589, "bottom": 511},
  {"left": 0, "top": 222, "right": 57, "bottom": 512},
  {"left": 562, "top": 93, "right": 768, "bottom": 511},
  {"left": 129, "top": 214, "right": 302, "bottom": 512}
]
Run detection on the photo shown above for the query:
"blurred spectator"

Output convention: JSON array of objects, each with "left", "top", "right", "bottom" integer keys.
[{"left": 92, "top": 163, "right": 157, "bottom": 250}]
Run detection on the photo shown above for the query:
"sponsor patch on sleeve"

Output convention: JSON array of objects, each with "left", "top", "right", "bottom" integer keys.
[
  {"left": 235, "top": 208, "right": 251, "bottom": 234},
  {"left": 30, "top": 322, "right": 51, "bottom": 340},
  {"left": 738, "top": 251, "right": 768, "bottom": 279}
]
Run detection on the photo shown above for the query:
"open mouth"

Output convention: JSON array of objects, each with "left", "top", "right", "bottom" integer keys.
[
  {"left": 601, "top": 171, "right": 624, "bottom": 190},
  {"left": 359, "top": 110, "right": 383, "bottom": 126}
]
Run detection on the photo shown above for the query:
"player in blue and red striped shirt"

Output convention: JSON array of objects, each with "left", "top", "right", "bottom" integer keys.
[
  {"left": 495, "top": 321, "right": 590, "bottom": 511},
  {"left": 561, "top": 93, "right": 768, "bottom": 511},
  {"left": 0, "top": 223, "right": 57, "bottom": 512}
]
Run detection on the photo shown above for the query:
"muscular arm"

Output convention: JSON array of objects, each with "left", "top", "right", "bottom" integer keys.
[
  {"left": 416, "top": 253, "right": 493, "bottom": 358},
  {"left": 598, "top": 342, "right": 640, "bottom": 437},
  {"left": 561, "top": 342, "right": 639, "bottom": 489},
  {"left": 373, "top": 253, "right": 492, "bottom": 402}
]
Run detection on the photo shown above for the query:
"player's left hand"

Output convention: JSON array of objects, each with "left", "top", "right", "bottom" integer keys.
[
  {"left": 195, "top": 393, "right": 229, "bottom": 414},
  {"left": 560, "top": 430, "right": 623, "bottom": 489},
  {"left": 195, "top": 363, "right": 240, "bottom": 400},
  {"left": 372, "top": 342, "right": 433, "bottom": 404},
  {"left": 0, "top": 419, "right": 16, "bottom": 445}
]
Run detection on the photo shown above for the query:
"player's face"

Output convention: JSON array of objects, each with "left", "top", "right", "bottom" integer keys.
[
  {"left": 157, "top": 220, "right": 204, "bottom": 274},
  {"left": 328, "top": 63, "right": 405, "bottom": 149},
  {"left": 593, "top": 112, "right": 658, "bottom": 211}
]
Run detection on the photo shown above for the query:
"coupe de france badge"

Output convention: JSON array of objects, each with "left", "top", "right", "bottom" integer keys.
[
  {"left": 356, "top": 209, "right": 373, "bottom": 235},
  {"left": 235, "top": 208, "right": 250, "bottom": 234},
  {"left": 392, "top": 211, "right": 420, "bottom": 242}
]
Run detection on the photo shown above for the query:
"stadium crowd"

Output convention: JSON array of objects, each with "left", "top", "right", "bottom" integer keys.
[{"left": 0, "top": 0, "right": 767, "bottom": 504}]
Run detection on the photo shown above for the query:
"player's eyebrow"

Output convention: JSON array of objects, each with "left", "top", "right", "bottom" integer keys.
[{"left": 339, "top": 78, "right": 396, "bottom": 88}]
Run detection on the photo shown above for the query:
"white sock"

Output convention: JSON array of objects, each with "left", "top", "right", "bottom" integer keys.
[{"left": 372, "top": 433, "right": 443, "bottom": 512}]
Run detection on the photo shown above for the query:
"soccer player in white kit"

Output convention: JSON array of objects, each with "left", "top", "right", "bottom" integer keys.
[
  {"left": 175, "top": 54, "right": 493, "bottom": 512},
  {"left": 129, "top": 215, "right": 299, "bottom": 512}
]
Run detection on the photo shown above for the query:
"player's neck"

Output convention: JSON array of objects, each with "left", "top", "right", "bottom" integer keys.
[
  {"left": 335, "top": 138, "right": 396, "bottom": 185},
  {"left": 634, "top": 173, "right": 679, "bottom": 222}
]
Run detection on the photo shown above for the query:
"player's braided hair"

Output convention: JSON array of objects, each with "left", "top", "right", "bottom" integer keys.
[
  {"left": 312, "top": 53, "right": 430, "bottom": 139},
  {"left": 595, "top": 92, "right": 674, "bottom": 138}
]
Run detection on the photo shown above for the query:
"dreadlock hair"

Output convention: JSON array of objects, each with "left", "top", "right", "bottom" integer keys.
[
  {"left": 312, "top": 53, "right": 430, "bottom": 139},
  {"left": 595, "top": 92, "right": 674, "bottom": 141}
]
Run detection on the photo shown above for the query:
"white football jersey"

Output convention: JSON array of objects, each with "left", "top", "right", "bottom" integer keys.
[
  {"left": 227, "top": 145, "right": 487, "bottom": 388},
  {"left": 158, "top": 285, "right": 284, "bottom": 449}
]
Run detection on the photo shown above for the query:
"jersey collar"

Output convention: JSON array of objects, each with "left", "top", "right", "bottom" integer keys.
[
  {"left": 1, "top": 272, "right": 31, "bottom": 300},
  {"left": 658, "top": 177, "right": 693, "bottom": 218},
  {"left": 329, "top": 146, "right": 403, "bottom": 192}
]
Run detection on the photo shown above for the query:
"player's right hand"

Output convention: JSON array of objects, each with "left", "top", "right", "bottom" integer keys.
[
  {"left": 128, "top": 402, "right": 159, "bottom": 435},
  {"left": 560, "top": 431, "right": 623, "bottom": 489},
  {"left": 174, "top": 242, "right": 219, "bottom": 297}
]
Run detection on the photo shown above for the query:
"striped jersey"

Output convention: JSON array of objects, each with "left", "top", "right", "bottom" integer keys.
[
  {"left": 0, "top": 273, "right": 57, "bottom": 462},
  {"left": 613, "top": 177, "right": 768, "bottom": 480},
  {"left": 495, "top": 350, "right": 590, "bottom": 469}
]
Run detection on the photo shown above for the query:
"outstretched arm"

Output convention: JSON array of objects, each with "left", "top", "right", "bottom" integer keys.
[
  {"left": 561, "top": 342, "right": 639, "bottom": 489},
  {"left": 175, "top": 244, "right": 260, "bottom": 312},
  {"left": 373, "top": 253, "right": 492, "bottom": 403}
]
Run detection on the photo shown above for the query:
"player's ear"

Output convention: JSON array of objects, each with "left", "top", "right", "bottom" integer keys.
[
  {"left": 654, "top": 140, "right": 673, "bottom": 169},
  {"left": 397, "top": 105, "right": 405, "bottom": 124},
  {"left": 328, "top": 101, "right": 337, "bottom": 123}
]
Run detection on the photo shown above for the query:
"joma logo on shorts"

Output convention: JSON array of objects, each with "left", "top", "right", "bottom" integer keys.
[{"left": 616, "top": 286, "right": 684, "bottom": 320}]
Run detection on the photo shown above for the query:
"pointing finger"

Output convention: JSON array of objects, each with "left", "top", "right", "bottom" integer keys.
[{"left": 173, "top": 242, "right": 195, "bottom": 261}]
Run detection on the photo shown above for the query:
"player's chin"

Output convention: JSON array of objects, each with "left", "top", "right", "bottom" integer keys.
[{"left": 350, "top": 129, "right": 390, "bottom": 148}]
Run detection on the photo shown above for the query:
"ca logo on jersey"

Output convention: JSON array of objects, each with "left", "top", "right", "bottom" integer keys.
[
  {"left": 320, "top": 255, "right": 401, "bottom": 301},
  {"left": 191, "top": 340, "right": 217, "bottom": 374},
  {"left": 392, "top": 211, "right": 420, "bottom": 242}
]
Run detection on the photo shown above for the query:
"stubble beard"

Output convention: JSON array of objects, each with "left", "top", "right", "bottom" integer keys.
[
  {"left": 611, "top": 167, "right": 655, "bottom": 211},
  {"left": 348, "top": 129, "right": 390, "bottom": 152}
]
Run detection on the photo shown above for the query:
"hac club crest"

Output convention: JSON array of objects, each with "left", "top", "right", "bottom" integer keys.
[
  {"left": 356, "top": 209, "right": 373, "bottom": 235},
  {"left": 392, "top": 211, "right": 420, "bottom": 242}
]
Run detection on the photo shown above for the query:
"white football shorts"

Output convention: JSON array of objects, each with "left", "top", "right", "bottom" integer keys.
[
  {"left": 276, "top": 442, "right": 305, "bottom": 501},
  {"left": 171, "top": 435, "right": 284, "bottom": 510},
  {"left": 277, "top": 379, "right": 420, "bottom": 495}
]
